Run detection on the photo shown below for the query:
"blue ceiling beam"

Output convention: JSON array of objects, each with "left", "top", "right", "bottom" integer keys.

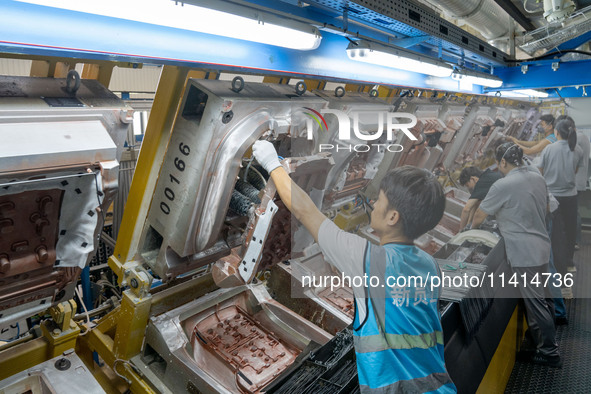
[
  {"left": 557, "top": 29, "right": 591, "bottom": 51},
  {"left": 0, "top": 1, "right": 483, "bottom": 94},
  {"left": 492, "top": 58, "right": 591, "bottom": 90},
  {"left": 546, "top": 86, "right": 591, "bottom": 98}
]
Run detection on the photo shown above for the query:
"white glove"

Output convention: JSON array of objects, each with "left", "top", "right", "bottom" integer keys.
[{"left": 252, "top": 140, "right": 282, "bottom": 173}]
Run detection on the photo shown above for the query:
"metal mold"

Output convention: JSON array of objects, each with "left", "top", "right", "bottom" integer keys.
[
  {"left": 317, "top": 288, "right": 355, "bottom": 319},
  {"left": 0, "top": 351, "right": 105, "bottom": 394},
  {"left": 266, "top": 263, "right": 352, "bottom": 336},
  {"left": 193, "top": 305, "right": 299, "bottom": 392},
  {"left": 312, "top": 92, "right": 392, "bottom": 209},
  {"left": 414, "top": 233, "right": 446, "bottom": 255},
  {"left": 0, "top": 76, "right": 128, "bottom": 326},
  {"left": 140, "top": 283, "right": 331, "bottom": 393},
  {"left": 213, "top": 154, "right": 334, "bottom": 287},
  {"left": 444, "top": 189, "right": 470, "bottom": 219},
  {"left": 140, "top": 79, "right": 327, "bottom": 280},
  {"left": 429, "top": 213, "right": 461, "bottom": 244},
  {"left": 0, "top": 190, "right": 62, "bottom": 279},
  {"left": 289, "top": 252, "right": 355, "bottom": 323}
]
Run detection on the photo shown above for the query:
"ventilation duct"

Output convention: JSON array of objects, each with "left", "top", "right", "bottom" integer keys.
[{"left": 433, "top": 0, "right": 511, "bottom": 40}]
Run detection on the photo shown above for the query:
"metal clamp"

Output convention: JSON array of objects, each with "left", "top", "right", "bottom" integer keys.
[
  {"left": 122, "top": 262, "right": 153, "bottom": 298},
  {"left": 48, "top": 299, "right": 77, "bottom": 332}
]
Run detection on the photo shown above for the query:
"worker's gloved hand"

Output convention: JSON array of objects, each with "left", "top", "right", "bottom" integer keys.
[{"left": 252, "top": 140, "right": 282, "bottom": 173}]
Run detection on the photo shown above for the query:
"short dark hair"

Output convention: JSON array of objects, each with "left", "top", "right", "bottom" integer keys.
[
  {"left": 539, "top": 114, "right": 555, "bottom": 127},
  {"left": 459, "top": 167, "right": 483, "bottom": 186},
  {"left": 379, "top": 166, "right": 445, "bottom": 240}
]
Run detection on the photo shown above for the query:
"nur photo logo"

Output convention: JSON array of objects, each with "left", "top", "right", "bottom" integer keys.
[{"left": 303, "top": 109, "right": 419, "bottom": 152}]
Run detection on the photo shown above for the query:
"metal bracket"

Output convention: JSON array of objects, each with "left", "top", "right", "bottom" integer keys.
[
  {"left": 388, "top": 35, "right": 430, "bottom": 48},
  {"left": 237, "top": 175, "right": 280, "bottom": 284},
  {"left": 239, "top": 199, "right": 278, "bottom": 283},
  {"left": 123, "top": 263, "right": 153, "bottom": 298},
  {"left": 552, "top": 61, "right": 560, "bottom": 71},
  {"left": 521, "top": 65, "right": 529, "bottom": 74},
  {"left": 48, "top": 300, "right": 76, "bottom": 332}
]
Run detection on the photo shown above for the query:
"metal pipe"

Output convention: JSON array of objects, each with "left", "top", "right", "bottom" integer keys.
[
  {"left": 435, "top": 0, "right": 510, "bottom": 40},
  {"left": 81, "top": 266, "right": 93, "bottom": 311},
  {"left": 74, "top": 299, "right": 116, "bottom": 321},
  {"left": 0, "top": 333, "right": 33, "bottom": 352}
]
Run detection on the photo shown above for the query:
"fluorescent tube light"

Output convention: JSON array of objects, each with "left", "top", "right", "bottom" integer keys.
[
  {"left": 452, "top": 68, "right": 503, "bottom": 88},
  {"left": 486, "top": 89, "right": 549, "bottom": 98},
  {"left": 486, "top": 91, "right": 528, "bottom": 98},
  {"left": 511, "top": 89, "right": 549, "bottom": 98},
  {"left": 15, "top": 0, "right": 322, "bottom": 50},
  {"left": 346, "top": 41, "right": 453, "bottom": 78}
]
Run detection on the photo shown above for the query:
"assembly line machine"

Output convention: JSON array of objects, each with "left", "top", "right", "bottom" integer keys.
[{"left": 0, "top": 74, "right": 538, "bottom": 393}]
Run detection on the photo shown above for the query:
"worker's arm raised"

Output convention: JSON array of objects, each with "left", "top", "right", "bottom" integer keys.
[
  {"left": 269, "top": 166, "right": 326, "bottom": 242},
  {"left": 252, "top": 141, "right": 326, "bottom": 242},
  {"left": 508, "top": 136, "right": 537, "bottom": 147},
  {"left": 252, "top": 141, "right": 366, "bottom": 279},
  {"left": 519, "top": 139, "right": 550, "bottom": 156}
]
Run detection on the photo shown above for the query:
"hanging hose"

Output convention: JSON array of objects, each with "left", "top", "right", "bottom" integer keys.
[
  {"left": 245, "top": 166, "right": 267, "bottom": 190},
  {"left": 235, "top": 179, "right": 261, "bottom": 203},
  {"left": 242, "top": 158, "right": 267, "bottom": 189},
  {"left": 229, "top": 190, "right": 253, "bottom": 216}
]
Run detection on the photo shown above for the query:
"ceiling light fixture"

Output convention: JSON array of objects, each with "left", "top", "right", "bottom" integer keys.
[
  {"left": 487, "top": 89, "right": 549, "bottom": 98},
  {"left": 346, "top": 41, "right": 453, "bottom": 78},
  {"left": 451, "top": 68, "right": 503, "bottom": 88},
  {"left": 511, "top": 89, "right": 549, "bottom": 98},
  {"left": 15, "top": 0, "right": 322, "bottom": 50}
]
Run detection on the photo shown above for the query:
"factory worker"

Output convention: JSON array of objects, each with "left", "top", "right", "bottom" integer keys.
[
  {"left": 252, "top": 141, "right": 456, "bottom": 393},
  {"left": 509, "top": 114, "right": 556, "bottom": 156},
  {"left": 471, "top": 143, "right": 560, "bottom": 368},
  {"left": 554, "top": 115, "right": 590, "bottom": 251},
  {"left": 538, "top": 119, "right": 583, "bottom": 275},
  {"left": 575, "top": 128, "right": 590, "bottom": 250},
  {"left": 458, "top": 166, "right": 502, "bottom": 232}
]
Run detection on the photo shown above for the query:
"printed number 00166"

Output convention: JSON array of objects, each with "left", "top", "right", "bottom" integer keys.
[{"left": 160, "top": 142, "right": 191, "bottom": 215}]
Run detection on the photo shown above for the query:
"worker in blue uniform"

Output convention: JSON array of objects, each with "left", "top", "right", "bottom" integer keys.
[
  {"left": 509, "top": 114, "right": 556, "bottom": 156},
  {"left": 252, "top": 140, "right": 456, "bottom": 393}
]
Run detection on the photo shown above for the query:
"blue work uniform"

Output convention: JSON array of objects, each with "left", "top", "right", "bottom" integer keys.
[{"left": 318, "top": 220, "right": 456, "bottom": 393}]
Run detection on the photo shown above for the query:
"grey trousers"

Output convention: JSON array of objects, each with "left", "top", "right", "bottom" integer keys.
[{"left": 513, "top": 264, "right": 560, "bottom": 358}]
